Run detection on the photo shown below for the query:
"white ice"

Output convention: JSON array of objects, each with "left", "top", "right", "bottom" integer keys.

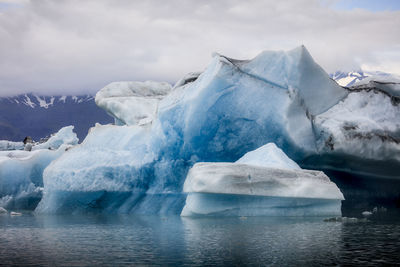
[
  {"left": 0, "top": 140, "right": 24, "bottom": 151},
  {"left": 236, "top": 143, "right": 301, "bottom": 170},
  {"left": 95, "top": 81, "right": 172, "bottom": 126},
  {"left": 351, "top": 74, "right": 400, "bottom": 96},
  {"left": 314, "top": 90, "right": 400, "bottom": 163},
  {"left": 181, "top": 143, "right": 343, "bottom": 216},
  {"left": 32, "top": 126, "right": 79, "bottom": 151}
]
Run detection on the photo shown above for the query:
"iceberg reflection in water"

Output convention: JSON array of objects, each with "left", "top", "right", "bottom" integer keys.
[{"left": 1, "top": 214, "right": 399, "bottom": 266}]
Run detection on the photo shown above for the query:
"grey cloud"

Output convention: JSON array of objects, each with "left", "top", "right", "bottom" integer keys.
[{"left": 0, "top": 0, "right": 399, "bottom": 96}]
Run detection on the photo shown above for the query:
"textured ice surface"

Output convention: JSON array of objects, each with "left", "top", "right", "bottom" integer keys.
[
  {"left": 0, "top": 145, "right": 69, "bottom": 210},
  {"left": 351, "top": 74, "right": 400, "bottom": 96},
  {"left": 0, "top": 141, "right": 24, "bottom": 151},
  {"left": 236, "top": 46, "right": 347, "bottom": 115},
  {"left": 173, "top": 72, "right": 202, "bottom": 89},
  {"left": 236, "top": 143, "right": 300, "bottom": 170},
  {"left": 0, "top": 127, "right": 78, "bottom": 210},
  {"left": 183, "top": 163, "right": 343, "bottom": 199},
  {"left": 32, "top": 126, "right": 79, "bottom": 151},
  {"left": 181, "top": 143, "right": 343, "bottom": 217},
  {"left": 314, "top": 91, "right": 400, "bottom": 162},
  {"left": 310, "top": 82, "right": 400, "bottom": 178},
  {"left": 36, "top": 46, "right": 397, "bottom": 215},
  {"left": 35, "top": 124, "right": 188, "bottom": 214},
  {"left": 95, "top": 81, "right": 172, "bottom": 126}
]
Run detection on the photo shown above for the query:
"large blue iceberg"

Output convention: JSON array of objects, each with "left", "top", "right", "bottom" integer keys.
[{"left": 35, "top": 46, "right": 399, "bottom": 215}]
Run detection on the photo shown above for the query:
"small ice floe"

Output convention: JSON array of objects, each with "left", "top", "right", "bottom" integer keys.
[
  {"left": 324, "top": 217, "right": 368, "bottom": 223},
  {"left": 0, "top": 207, "right": 7, "bottom": 215},
  {"left": 362, "top": 211, "right": 373, "bottom": 217},
  {"left": 10, "top": 211, "right": 22, "bottom": 216}
]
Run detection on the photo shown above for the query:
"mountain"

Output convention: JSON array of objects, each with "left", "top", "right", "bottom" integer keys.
[
  {"left": 330, "top": 70, "right": 395, "bottom": 87},
  {"left": 0, "top": 93, "right": 113, "bottom": 142}
]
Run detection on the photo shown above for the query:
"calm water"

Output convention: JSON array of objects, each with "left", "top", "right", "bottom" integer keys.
[{"left": 1, "top": 214, "right": 400, "bottom": 266}]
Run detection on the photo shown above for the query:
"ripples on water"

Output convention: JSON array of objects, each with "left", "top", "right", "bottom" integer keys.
[{"left": 1, "top": 214, "right": 399, "bottom": 266}]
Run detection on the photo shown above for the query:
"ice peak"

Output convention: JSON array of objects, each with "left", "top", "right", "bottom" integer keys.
[
  {"left": 236, "top": 143, "right": 301, "bottom": 170},
  {"left": 221, "top": 46, "right": 348, "bottom": 115}
]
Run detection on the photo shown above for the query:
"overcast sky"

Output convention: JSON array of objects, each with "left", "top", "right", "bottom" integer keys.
[{"left": 0, "top": 0, "right": 399, "bottom": 96}]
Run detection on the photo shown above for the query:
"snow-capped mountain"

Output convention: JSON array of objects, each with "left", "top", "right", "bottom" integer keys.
[
  {"left": 330, "top": 70, "right": 394, "bottom": 87},
  {"left": 0, "top": 93, "right": 113, "bottom": 142},
  {"left": 4, "top": 94, "right": 94, "bottom": 108}
]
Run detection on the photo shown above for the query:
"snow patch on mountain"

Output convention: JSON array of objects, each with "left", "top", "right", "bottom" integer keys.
[
  {"left": 331, "top": 70, "right": 400, "bottom": 88},
  {"left": 6, "top": 93, "right": 94, "bottom": 109}
]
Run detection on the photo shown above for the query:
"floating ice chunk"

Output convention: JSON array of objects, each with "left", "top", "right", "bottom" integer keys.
[
  {"left": 10, "top": 211, "right": 22, "bottom": 216},
  {"left": 95, "top": 81, "right": 172, "bottom": 126},
  {"left": 362, "top": 211, "right": 373, "bottom": 217},
  {"left": 32, "top": 126, "right": 79, "bottom": 151},
  {"left": 0, "top": 140, "right": 24, "bottom": 151},
  {"left": 181, "top": 143, "right": 344, "bottom": 217},
  {"left": 236, "top": 143, "right": 300, "bottom": 170},
  {"left": 183, "top": 163, "right": 343, "bottom": 200}
]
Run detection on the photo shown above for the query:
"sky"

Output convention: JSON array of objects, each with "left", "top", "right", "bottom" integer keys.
[{"left": 0, "top": 0, "right": 399, "bottom": 96}]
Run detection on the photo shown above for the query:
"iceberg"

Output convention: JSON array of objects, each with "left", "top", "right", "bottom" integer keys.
[
  {"left": 36, "top": 46, "right": 398, "bottom": 215},
  {"left": 181, "top": 143, "right": 344, "bottom": 216},
  {"left": 0, "top": 126, "right": 78, "bottom": 210}
]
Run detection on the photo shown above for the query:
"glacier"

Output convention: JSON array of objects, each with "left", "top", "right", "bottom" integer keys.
[
  {"left": 181, "top": 143, "right": 344, "bottom": 217},
  {"left": 0, "top": 126, "right": 78, "bottom": 210},
  {"left": 35, "top": 45, "right": 400, "bottom": 215}
]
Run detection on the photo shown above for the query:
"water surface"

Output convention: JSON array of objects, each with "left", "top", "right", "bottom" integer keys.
[{"left": 1, "top": 214, "right": 399, "bottom": 266}]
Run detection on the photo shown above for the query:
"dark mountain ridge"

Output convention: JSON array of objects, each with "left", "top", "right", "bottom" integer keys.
[{"left": 0, "top": 93, "right": 113, "bottom": 142}]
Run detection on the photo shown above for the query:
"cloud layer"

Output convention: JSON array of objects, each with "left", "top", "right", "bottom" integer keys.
[{"left": 0, "top": 0, "right": 399, "bottom": 96}]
